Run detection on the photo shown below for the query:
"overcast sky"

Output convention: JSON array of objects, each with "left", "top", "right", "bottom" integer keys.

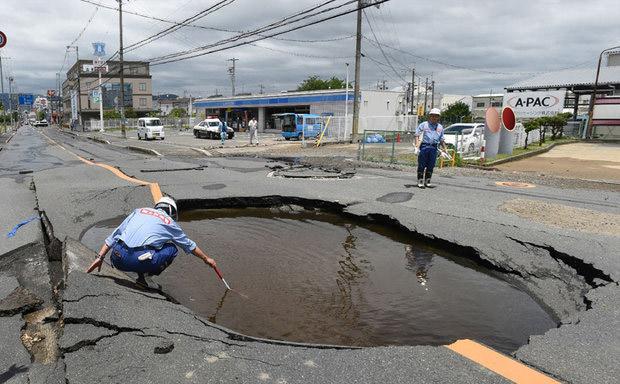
[{"left": 1, "top": 0, "right": 619, "bottom": 97}]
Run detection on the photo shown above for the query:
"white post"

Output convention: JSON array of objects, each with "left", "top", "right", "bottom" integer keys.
[
  {"left": 98, "top": 69, "right": 104, "bottom": 132},
  {"left": 188, "top": 95, "right": 193, "bottom": 128},
  {"left": 345, "top": 62, "right": 350, "bottom": 142}
]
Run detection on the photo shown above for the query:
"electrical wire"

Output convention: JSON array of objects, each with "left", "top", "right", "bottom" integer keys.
[
  {"left": 59, "top": 5, "right": 100, "bottom": 73},
  {"left": 147, "top": 1, "right": 389, "bottom": 65},
  {"left": 78, "top": 0, "right": 355, "bottom": 43},
  {"left": 362, "top": 10, "right": 407, "bottom": 83}
]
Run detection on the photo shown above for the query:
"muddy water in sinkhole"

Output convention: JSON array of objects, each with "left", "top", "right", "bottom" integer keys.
[{"left": 81, "top": 207, "right": 557, "bottom": 353}]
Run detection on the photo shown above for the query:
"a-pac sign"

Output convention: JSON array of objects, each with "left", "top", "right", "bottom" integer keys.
[{"left": 503, "top": 90, "right": 565, "bottom": 118}]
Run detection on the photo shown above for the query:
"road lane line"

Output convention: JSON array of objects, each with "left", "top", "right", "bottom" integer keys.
[
  {"left": 446, "top": 339, "right": 560, "bottom": 384},
  {"left": 41, "top": 131, "right": 162, "bottom": 202}
]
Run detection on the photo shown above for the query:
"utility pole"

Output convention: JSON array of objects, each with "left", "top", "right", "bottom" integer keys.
[
  {"left": 0, "top": 54, "right": 4, "bottom": 94},
  {"left": 118, "top": 0, "right": 126, "bottom": 138},
  {"left": 345, "top": 62, "right": 350, "bottom": 138},
  {"left": 587, "top": 45, "right": 620, "bottom": 139},
  {"left": 430, "top": 80, "right": 435, "bottom": 109},
  {"left": 8, "top": 76, "right": 14, "bottom": 128},
  {"left": 227, "top": 58, "right": 238, "bottom": 96},
  {"left": 259, "top": 84, "right": 265, "bottom": 94},
  {"left": 410, "top": 68, "right": 415, "bottom": 114},
  {"left": 351, "top": 0, "right": 363, "bottom": 140},
  {"left": 423, "top": 77, "right": 428, "bottom": 115}
]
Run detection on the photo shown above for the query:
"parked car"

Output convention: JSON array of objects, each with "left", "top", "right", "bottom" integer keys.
[
  {"left": 137, "top": 117, "right": 165, "bottom": 140},
  {"left": 443, "top": 123, "right": 484, "bottom": 154},
  {"left": 193, "top": 117, "right": 234, "bottom": 139},
  {"left": 33, "top": 120, "right": 49, "bottom": 127}
]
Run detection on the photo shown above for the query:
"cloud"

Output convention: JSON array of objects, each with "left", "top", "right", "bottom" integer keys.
[{"left": 1, "top": 0, "right": 617, "bottom": 97}]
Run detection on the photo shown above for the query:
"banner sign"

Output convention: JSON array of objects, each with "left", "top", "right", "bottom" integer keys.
[
  {"left": 71, "top": 90, "right": 78, "bottom": 121},
  {"left": 503, "top": 90, "right": 566, "bottom": 118}
]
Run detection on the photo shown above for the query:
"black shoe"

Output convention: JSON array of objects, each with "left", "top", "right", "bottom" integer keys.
[
  {"left": 417, "top": 180, "right": 425, "bottom": 189},
  {"left": 425, "top": 179, "right": 435, "bottom": 188}
]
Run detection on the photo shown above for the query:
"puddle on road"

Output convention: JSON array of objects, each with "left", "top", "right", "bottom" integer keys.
[{"left": 81, "top": 207, "right": 556, "bottom": 353}]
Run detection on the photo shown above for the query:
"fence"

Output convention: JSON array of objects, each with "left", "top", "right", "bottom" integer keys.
[
  {"left": 321, "top": 115, "right": 418, "bottom": 142},
  {"left": 85, "top": 117, "right": 197, "bottom": 131}
]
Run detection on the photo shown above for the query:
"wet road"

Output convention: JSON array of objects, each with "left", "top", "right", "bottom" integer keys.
[{"left": 82, "top": 208, "right": 556, "bottom": 353}]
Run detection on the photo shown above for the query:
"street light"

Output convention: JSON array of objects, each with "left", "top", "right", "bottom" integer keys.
[{"left": 586, "top": 45, "right": 620, "bottom": 139}]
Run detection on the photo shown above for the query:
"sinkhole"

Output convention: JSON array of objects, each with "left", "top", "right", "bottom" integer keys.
[{"left": 81, "top": 205, "right": 557, "bottom": 353}]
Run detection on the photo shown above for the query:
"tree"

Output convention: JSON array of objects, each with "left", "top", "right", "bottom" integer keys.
[
  {"left": 523, "top": 119, "right": 539, "bottom": 149},
  {"left": 537, "top": 116, "right": 551, "bottom": 145},
  {"left": 103, "top": 110, "right": 121, "bottom": 119},
  {"left": 36, "top": 111, "right": 46, "bottom": 121},
  {"left": 441, "top": 101, "right": 472, "bottom": 124},
  {"left": 297, "top": 75, "right": 348, "bottom": 91},
  {"left": 124, "top": 107, "right": 138, "bottom": 118},
  {"left": 169, "top": 108, "right": 187, "bottom": 118}
]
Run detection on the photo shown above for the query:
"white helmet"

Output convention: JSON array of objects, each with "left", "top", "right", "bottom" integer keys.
[
  {"left": 154, "top": 196, "right": 178, "bottom": 220},
  {"left": 429, "top": 108, "right": 441, "bottom": 116}
]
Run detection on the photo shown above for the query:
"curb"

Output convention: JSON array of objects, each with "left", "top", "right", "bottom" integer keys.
[
  {"left": 88, "top": 136, "right": 111, "bottom": 145},
  {"left": 5, "top": 131, "right": 16, "bottom": 144},
  {"left": 190, "top": 147, "right": 213, "bottom": 156},
  {"left": 126, "top": 145, "right": 162, "bottom": 157},
  {"left": 58, "top": 130, "right": 78, "bottom": 138},
  {"left": 478, "top": 140, "right": 579, "bottom": 167}
]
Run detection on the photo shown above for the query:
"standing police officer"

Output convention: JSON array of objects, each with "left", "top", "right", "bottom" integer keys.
[
  {"left": 86, "top": 197, "right": 217, "bottom": 286},
  {"left": 414, "top": 108, "right": 448, "bottom": 188}
]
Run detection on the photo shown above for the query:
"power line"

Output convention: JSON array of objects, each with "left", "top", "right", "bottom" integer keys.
[
  {"left": 147, "top": 1, "right": 390, "bottom": 65},
  {"left": 124, "top": 0, "right": 237, "bottom": 53},
  {"left": 59, "top": 6, "right": 100, "bottom": 73},
  {"left": 249, "top": 42, "right": 353, "bottom": 60},
  {"left": 79, "top": 0, "right": 355, "bottom": 43},
  {"left": 362, "top": 10, "right": 407, "bottom": 83}
]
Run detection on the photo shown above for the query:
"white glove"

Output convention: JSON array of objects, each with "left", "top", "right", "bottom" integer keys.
[
  {"left": 413, "top": 146, "right": 420, "bottom": 155},
  {"left": 439, "top": 150, "right": 451, "bottom": 160}
]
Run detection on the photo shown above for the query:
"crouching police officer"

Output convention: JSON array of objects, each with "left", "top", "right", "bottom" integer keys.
[
  {"left": 87, "top": 197, "right": 217, "bottom": 286},
  {"left": 414, "top": 108, "right": 448, "bottom": 188}
]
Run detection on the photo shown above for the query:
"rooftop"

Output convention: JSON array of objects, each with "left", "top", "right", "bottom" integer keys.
[{"left": 506, "top": 65, "right": 620, "bottom": 91}]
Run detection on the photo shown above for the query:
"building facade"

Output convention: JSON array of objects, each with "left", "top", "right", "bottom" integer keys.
[
  {"left": 62, "top": 60, "right": 153, "bottom": 124},
  {"left": 472, "top": 94, "right": 504, "bottom": 121},
  {"left": 193, "top": 89, "right": 404, "bottom": 131}
]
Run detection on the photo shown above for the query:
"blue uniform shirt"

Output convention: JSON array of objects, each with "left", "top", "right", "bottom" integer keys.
[
  {"left": 415, "top": 121, "right": 444, "bottom": 145},
  {"left": 105, "top": 208, "right": 197, "bottom": 254}
]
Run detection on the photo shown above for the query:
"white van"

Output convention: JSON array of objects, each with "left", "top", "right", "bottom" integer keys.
[{"left": 137, "top": 117, "right": 165, "bottom": 140}]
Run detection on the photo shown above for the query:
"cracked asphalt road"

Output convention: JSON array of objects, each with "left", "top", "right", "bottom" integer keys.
[{"left": 0, "top": 125, "right": 618, "bottom": 383}]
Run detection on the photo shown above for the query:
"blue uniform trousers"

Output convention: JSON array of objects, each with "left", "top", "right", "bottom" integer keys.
[
  {"left": 417, "top": 145, "right": 438, "bottom": 180},
  {"left": 111, "top": 241, "right": 178, "bottom": 275}
]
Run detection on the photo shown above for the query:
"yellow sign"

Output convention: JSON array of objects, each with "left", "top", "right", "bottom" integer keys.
[{"left": 417, "top": 104, "right": 425, "bottom": 116}]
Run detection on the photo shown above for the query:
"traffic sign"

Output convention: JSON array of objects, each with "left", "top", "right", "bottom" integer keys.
[
  {"left": 501, "top": 107, "right": 516, "bottom": 131},
  {"left": 92, "top": 42, "right": 106, "bottom": 56},
  {"left": 485, "top": 107, "right": 500, "bottom": 133},
  {"left": 0, "top": 31, "right": 7, "bottom": 48},
  {"left": 18, "top": 94, "right": 34, "bottom": 106}
]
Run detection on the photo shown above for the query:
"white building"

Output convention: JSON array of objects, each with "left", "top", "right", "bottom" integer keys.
[{"left": 193, "top": 89, "right": 406, "bottom": 132}]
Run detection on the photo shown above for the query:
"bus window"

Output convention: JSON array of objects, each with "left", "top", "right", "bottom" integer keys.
[{"left": 297, "top": 116, "right": 303, "bottom": 125}]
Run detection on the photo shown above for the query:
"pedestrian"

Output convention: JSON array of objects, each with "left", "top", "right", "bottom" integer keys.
[
  {"left": 248, "top": 116, "right": 259, "bottom": 145},
  {"left": 413, "top": 108, "right": 448, "bottom": 188},
  {"left": 220, "top": 120, "right": 228, "bottom": 146},
  {"left": 86, "top": 197, "right": 218, "bottom": 286}
]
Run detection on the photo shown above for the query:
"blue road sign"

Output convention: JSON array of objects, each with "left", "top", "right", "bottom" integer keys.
[
  {"left": 92, "top": 42, "right": 106, "bottom": 56},
  {"left": 18, "top": 94, "right": 34, "bottom": 106}
]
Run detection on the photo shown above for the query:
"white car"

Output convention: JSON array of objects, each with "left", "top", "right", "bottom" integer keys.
[
  {"left": 443, "top": 123, "right": 484, "bottom": 154},
  {"left": 33, "top": 120, "right": 49, "bottom": 127},
  {"left": 193, "top": 118, "right": 234, "bottom": 139},
  {"left": 137, "top": 117, "right": 165, "bottom": 140}
]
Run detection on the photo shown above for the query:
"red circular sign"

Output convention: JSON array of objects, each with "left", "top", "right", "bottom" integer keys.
[
  {"left": 0, "top": 31, "right": 6, "bottom": 48},
  {"left": 502, "top": 107, "right": 516, "bottom": 131},
  {"left": 485, "top": 107, "right": 500, "bottom": 133}
]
